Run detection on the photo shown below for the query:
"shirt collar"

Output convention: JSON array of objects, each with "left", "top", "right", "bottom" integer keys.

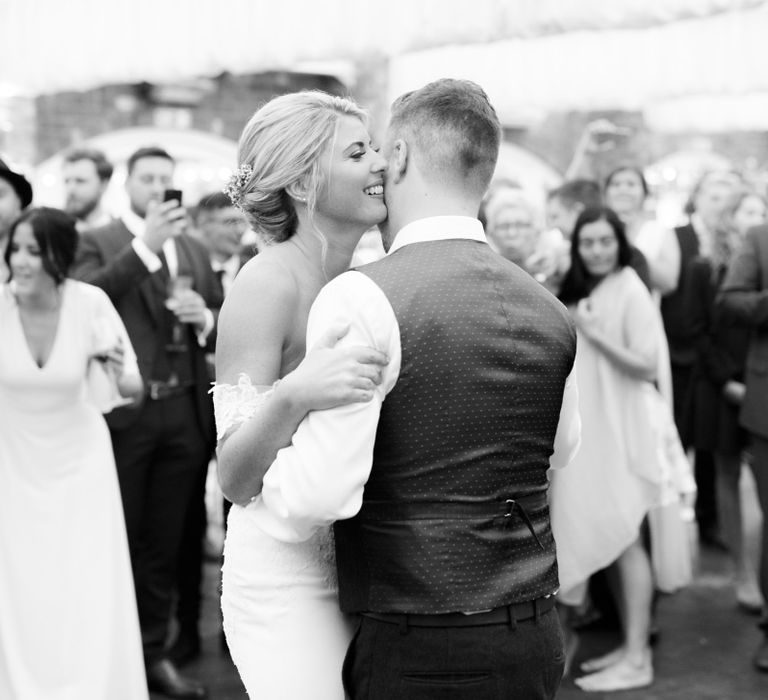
[
  {"left": 689, "top": 213, "right": 713, "bottom": 254},
  {"left": 690, "top": 212, "right": 708, "bottom": 237},
  {"left": 122, "top": 207, "right": 146, "bottom": 238},
  {"left": 388, "top": 216, "right": 487, "bottom": 255},
  {"left": 211, "top": 254, "right": 240, "bottom": 273}
]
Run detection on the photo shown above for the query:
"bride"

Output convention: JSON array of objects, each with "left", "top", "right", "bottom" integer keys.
[{"left": 213, "top": 91, "right": 389, "bottom": 699}]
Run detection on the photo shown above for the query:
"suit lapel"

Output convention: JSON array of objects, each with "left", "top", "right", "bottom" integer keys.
[{"left": 113, "top": 219, "right": 166, "bottom": 326}]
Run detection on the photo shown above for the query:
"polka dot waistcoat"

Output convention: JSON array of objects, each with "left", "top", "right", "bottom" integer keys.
[{"left": 334, "top": 239, "right": 577, "bottom": 614}]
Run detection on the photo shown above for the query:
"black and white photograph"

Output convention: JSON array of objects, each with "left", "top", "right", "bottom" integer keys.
[{"left": 2, "top": 1, "right": 768, "bottom": 698}]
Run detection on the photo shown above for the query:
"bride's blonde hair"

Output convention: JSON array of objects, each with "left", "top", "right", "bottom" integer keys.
[{"left": 232, "top": 91, "right": 367, "bottom": 245}]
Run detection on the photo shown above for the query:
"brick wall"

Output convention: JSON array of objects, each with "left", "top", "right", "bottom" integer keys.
[
  {"left": 33, "top": 71, "right": 346, "bottom": 163},
  {"left": 22, "top": 69, "right": 768, "bottom": 199}
]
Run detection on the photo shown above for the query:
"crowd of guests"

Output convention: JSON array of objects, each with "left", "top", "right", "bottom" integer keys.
[
  {"left": 479, "top": 129, "right": 768, "bottom": 688},
  {"left": 0, "top": 112, "right": 767, "bottom": 697}
]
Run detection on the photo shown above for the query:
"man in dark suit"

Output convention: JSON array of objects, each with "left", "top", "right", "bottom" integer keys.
[
  {"left": 170, "top": 190, "right": 253, "bottom": 665},
  {"left": 192, "top": 190, "right": 253, "bottom": 296},
  {"left": 62, "top": 146, "right": 115, "bottom": 233},
  {"left": 718, "top": 223, "right": 768, "bottom": 673},
  {"left": 663, "top": 171, "right": 740, "bottom": 546},
  {"left": 72, "top": 146, "right": 221, "bottom": 699},
  {"left": 0, "top": 158, "right": 33, "bottom": 280}
]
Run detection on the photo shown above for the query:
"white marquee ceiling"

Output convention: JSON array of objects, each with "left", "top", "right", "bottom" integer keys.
[
  {"left": 0, "top": 0, "right": 762, "bottom": 97},
  {"left": 388, "top": 2, "right": 768, "bottom": 130}
]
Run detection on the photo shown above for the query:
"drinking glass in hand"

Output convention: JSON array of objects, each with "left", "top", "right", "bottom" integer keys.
[{"left": 165, "top": 274, "right": 193, "bottom": 351}]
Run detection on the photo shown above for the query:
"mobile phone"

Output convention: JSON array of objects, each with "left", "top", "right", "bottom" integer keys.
[{"left": 163, "top": 189, "right": 183, "bottom": 205}]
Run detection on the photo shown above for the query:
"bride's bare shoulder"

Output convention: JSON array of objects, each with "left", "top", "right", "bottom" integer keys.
[
  {"left": 227, "top": 246, "right": 301, "bottom": 306},
  {"left": 216, "top": 248, "right": 301, "bottom": 381}
]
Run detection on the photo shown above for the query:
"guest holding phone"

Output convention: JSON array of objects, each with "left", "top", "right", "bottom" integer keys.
[{"left": 0, "top": 207, "right": 147, "bottom": 699}]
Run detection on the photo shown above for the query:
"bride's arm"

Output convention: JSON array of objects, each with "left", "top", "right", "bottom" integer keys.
[{"left": 215, "top": 265, "right": 387, "bottom": 506}]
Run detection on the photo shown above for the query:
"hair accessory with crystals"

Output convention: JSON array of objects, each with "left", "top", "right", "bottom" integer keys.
[{"left": 223, "top": 163, "right": 253, "bottom": 210}]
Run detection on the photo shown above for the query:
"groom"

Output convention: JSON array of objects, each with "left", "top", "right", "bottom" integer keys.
[{"left": 259, "top": 79, "right": 580, "bottom": 698}]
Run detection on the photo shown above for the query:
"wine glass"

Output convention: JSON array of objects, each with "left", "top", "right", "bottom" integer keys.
[
  {"left": 165, "top": 274, "right": 194, "bottom": 386},
  {"left": 166, "top": 274, "right": 194, "bottom": 347}
]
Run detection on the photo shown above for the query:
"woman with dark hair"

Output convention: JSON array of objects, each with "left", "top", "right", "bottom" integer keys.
[
  {"left": 0, "top": 207, "right": 147, "bottom": 698},
  {"left": 557, "top": 206, "right": 633, "bottom": 304},
  {"left": 551, "top": 207, "right": 672, "bottom": 692}
]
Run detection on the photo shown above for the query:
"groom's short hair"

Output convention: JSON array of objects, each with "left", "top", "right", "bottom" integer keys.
[{"left": 389, "top": 79, "right": 501, "bottom": 197}]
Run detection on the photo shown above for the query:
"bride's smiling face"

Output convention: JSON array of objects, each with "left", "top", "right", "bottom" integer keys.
[{"left": 313, "top": 115, "right": 387, "bottom": 231}]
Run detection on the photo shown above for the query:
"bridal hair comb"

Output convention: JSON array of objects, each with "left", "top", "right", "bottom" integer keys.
[{"left": 223, "top": 163, "right": 253, "bottom": 209}]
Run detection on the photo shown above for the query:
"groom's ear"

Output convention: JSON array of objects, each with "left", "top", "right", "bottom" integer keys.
[{"left": 390, "top": 139, "right": 408, "bottom": 184}]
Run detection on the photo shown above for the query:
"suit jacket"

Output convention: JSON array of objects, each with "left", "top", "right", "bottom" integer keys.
[
  {"left": 72, "top": 219, "right": 222, "bottom": 442},
  {"left": 629, "top": 245, "right": 652, "bottom": 291},
  {"left": 661, "top": 223, "right": 701, "bottom": 367},
  {"left": 717, "top": 225, "right": 768, "bottom": 439}
]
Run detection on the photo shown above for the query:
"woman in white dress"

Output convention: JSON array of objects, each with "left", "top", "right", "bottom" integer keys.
[
  {"left": 0, "top": 208, "right": 146, "bottom": 699},
  {"left": 551, "top": 206, "right": 667, "bottom": 693},
  {"left": 213, "top": 92, "right": 389, "bottom": 699}
]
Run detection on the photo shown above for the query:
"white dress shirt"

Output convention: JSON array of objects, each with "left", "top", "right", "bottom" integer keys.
[
  {"left": 689, "top": 212, "right": 713, "bottom": 259},
  {"left": 251, "top": 216, "right": 581, "bottom": 543},
  {"left": 633, "top": 218, "right": 681, "bottom": 296},
  {"left": 211, "top": 254, "right": 241, "bottom": 298},
  {"left": 123, "top": 208, "right": 177, "bottom": 276}
]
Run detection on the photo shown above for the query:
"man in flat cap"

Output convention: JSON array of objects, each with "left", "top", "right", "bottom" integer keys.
[{"left": 0, "top": 158, "right": 33, "bottom": 280}]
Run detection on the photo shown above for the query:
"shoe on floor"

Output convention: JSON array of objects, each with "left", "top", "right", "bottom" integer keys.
[
  {"left": 754, "top": 637, "right": 768, "bottom": 673},
  {"left": 146, "top": 658, "right": 207, "bottom": 698},
  {"left": 575, "top": 654, "right": 653, "bottom": 692},
  {"left": 736, "top": 580, "right": 764, "bottom": 616}
]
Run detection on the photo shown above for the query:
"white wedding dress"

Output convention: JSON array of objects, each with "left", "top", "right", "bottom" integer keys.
[{"left": 213, "top": 376, "right": 354, "bottom": 699}]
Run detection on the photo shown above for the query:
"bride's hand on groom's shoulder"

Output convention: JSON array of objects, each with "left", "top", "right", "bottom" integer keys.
[{"left": 281, "top": 324, "right": 389, "bottom": 412}]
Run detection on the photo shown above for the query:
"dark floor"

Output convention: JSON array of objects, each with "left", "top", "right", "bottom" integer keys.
[{"left": 162, "top": 470, "right": 768, "bottom": 699}]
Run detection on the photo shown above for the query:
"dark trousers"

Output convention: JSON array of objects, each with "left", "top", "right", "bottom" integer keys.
[
  {"left": 749, "top": 434, "right": 768, "bottom": 634},
  {"left": 175, "top": 453, "right": 210, "bottom": 641},
  {"left": 693, "top": 449, "right": 718, "bottom": 534},
  {"left": 111, "top": 391, "right": 209, "bottom": 665},
  {"left": 671, "top": 363, "right": 718, "bottom": 534},
  {"left": 342, "top": 607, "right": 564, "bottom": 700}
]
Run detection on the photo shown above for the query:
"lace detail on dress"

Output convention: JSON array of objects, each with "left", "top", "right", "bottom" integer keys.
[{"left": 210, "top": 373, "right": 277, "bottom": 442}]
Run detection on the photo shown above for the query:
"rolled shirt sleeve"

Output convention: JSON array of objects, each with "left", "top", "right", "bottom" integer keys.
[
  {"left": 130, "top": 237, "right": 162, "bottom": 273},
  {"left": 253, "top": 271, "right": 401, "bottom": 542}
]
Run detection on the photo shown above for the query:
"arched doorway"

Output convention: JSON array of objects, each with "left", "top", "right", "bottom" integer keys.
[{"left": 493, "top": 142, "right": 562, "bottom": 209}]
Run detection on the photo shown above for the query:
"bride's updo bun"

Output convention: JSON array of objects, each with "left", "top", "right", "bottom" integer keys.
[{"left": 228, "top": 91, "right": 366, "bottom": 245}]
